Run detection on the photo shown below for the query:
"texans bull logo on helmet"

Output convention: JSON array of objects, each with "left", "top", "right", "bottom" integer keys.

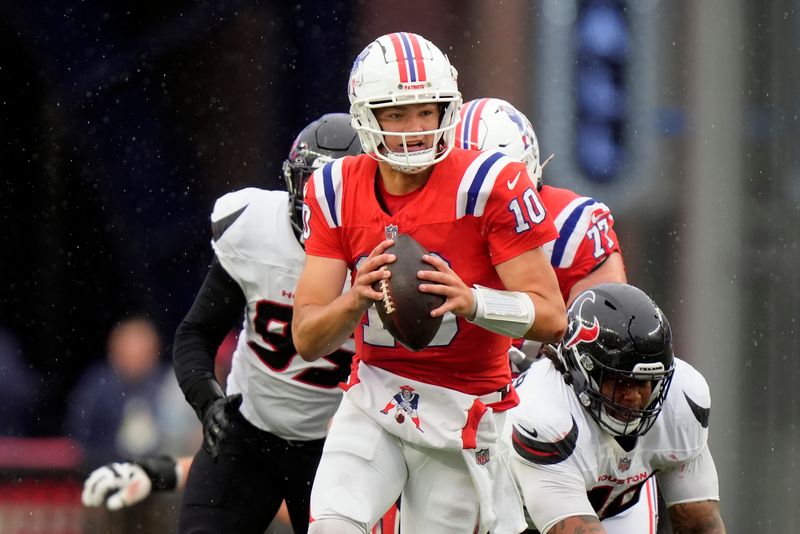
[{"left": 564, "top": 290, "right": 600, "bottom": 348}]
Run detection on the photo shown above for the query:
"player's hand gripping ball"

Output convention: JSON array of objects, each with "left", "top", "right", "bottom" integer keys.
[{"left": 372, "top": 234, "right": 444, "bottom": 351}]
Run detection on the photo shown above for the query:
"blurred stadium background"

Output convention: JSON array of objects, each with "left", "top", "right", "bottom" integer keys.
[{"left": 1, "top": 0, "right": 798, "bottom": 531}]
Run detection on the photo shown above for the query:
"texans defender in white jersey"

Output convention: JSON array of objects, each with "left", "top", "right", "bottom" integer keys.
[
  {"left": 504, "top": 283, "right": 726, "bottom": 534},
  {"left": 81, "top": 114, "right": 362, "bottom": 534}
]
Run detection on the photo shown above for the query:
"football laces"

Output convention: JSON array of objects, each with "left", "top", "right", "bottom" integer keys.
[{"left": 377, "top": 277, "right": 395, "bottom": 314}]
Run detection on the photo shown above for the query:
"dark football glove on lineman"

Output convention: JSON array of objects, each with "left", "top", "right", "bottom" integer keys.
[
  {"left": 185, "top": 378, "right": 242, "bottom": 462},
  {"left": 201, "top": 392, "right": 242, "bottom": 461},
  {"left": 82, "top": 455, "right": 178, "bottom": 510}
]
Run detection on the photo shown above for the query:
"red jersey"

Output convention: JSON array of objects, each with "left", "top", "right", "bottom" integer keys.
[
  {"left": 303, "top": 148, "right": 558, "bottom": 395},
  {"left": 539, "top": 185, "right": 623, "bottom": 302}
]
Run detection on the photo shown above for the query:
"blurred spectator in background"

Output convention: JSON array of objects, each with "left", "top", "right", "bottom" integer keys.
[
  {"left": 64, "top": 316, "right": 197, "bottom": 466},
  {"left": 0, "top": 328, "right": 42, "bottom": 436}
]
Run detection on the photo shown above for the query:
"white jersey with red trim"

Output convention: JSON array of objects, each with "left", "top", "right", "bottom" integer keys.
[
  {"left": 503, "top": 357, "right": 718, "bottom": 533},
  {"left": 211, "top": 188, "right": 353, "bottom": 441}
]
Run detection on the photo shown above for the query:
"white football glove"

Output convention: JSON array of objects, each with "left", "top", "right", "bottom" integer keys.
[{"left": 82, "top": 462, "right": 152, "bottom": 510}]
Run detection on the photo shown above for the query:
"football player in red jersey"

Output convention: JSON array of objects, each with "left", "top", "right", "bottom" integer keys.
[
  {"left": 292, "top": 32, "right": 566, "bottom": 534},
  {"left": 455, "top": 97, "right": 627, "bottom": 371},
  {"left": 456, "top": 97, "right": 627, "bottom": 308}
]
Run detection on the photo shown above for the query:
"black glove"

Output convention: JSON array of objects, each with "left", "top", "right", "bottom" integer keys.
[
  {"left": 184, "top": 378, "right": 243, "bottom": 462},
  {"left": 136, "top": 455, "right": 179, "bottom": 491},
  {"left": 201, "top": 392, "right": 243, "bottom": 461}
]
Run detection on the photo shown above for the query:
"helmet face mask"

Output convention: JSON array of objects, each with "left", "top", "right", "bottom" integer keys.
[
  {"left": 282, "top": 113, "right": 361, "bottom": 239},
  {"left": 456, "top": 98, "right": 543, "bottom": 189},
  {"left": 559, "top": 283, "right": 675, "bottom": 438},
  {"left": 348, "top": 32, "right": 462, "bottom": 173}
]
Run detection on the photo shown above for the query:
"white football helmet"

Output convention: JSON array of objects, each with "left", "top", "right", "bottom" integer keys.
[
  {"left": 456, "top": 98, "right": 543, "bottom": 189},
  {"left": 348, "top": 32, "right": 462, "bottom": 174}
]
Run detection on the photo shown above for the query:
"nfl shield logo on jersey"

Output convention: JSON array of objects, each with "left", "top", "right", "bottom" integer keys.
[
  {"left": 618, "top": 456, "right": 631, "bottom": 471},
  {"left": 385, "top": 224, "right": 399, "bottom": 240},
  {"left": 475, "top": 448, "right": 490, "bottom": 465}
]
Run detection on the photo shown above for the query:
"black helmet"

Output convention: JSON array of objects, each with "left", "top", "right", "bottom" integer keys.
[
  {"left": 559, "top": 283, "right": 675, "bottom": 437},
  {"left": 282, "top": 113, "right": 361, "bottom": 239}
]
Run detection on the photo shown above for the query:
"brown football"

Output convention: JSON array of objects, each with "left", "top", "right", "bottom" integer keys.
[{"left": 372, "top": 234, "right": 444, "bottom": 351}]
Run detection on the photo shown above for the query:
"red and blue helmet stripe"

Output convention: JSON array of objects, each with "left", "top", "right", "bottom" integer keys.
[
  {"left": 456, "top": 98, "right": 490, "bottom": 151},
  {"left": 388, "top": 32, "right": 428, "bottom": 83}
]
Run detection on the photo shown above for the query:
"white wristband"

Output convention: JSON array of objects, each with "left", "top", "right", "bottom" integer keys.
[{"left": 468, "top": 285, "right": 536, "bottom": 338}]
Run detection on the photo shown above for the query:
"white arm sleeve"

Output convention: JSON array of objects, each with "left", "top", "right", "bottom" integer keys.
[
  {"left": 657, "top": 444, "right": 720, "bottom": 506},
  {"left": 511, "top": 456, "right": 596, "bottom": 533}
]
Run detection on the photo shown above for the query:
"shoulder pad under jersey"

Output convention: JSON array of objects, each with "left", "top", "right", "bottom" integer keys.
[
  {"left": 210, "top": 188, "right": 301, "bottom": 283},
  {"left": 666, "top": 358, "right": 712, "bottom": 431},
  {"left": 510, "top": 360, "right": 580, "bottom": 465}
]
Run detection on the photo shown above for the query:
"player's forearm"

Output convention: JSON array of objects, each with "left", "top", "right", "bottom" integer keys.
[
  {"left": 489, "top": 248, "right": 566, "bottom": 343},
  {"left": 524, "top": 292, "right": 567, "bottom": 343},
  {"left": 293, "top": 295, "right": 365, "bottom": 361},
  {"left": 669, "top": 500, "right": 726, "bottom": 533},
  {"left": 548, "top": 515, "right": 606, "bottom": 533},
  {"left": 173, "top": 259, "right": 245, "bottom": 394},
  {"left": 466, "top": 285, "right": 565, "bottom": 342}
]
